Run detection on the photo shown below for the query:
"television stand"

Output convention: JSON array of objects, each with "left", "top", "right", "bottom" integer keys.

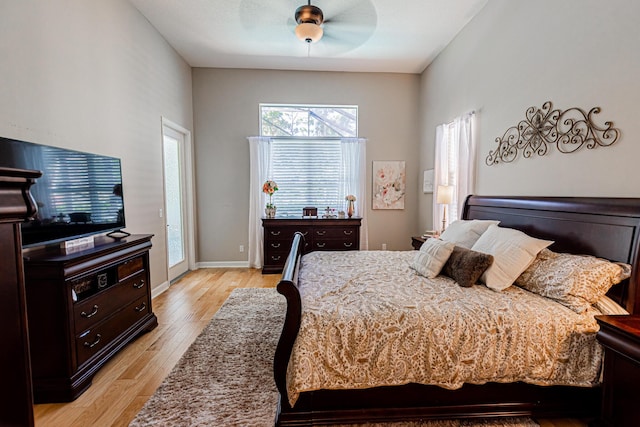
[
  {"left": 106, "top": 229, "right": 131, "bottom": 239},
  {"left": 23, "top": 234, "right": 157, "bottom": 402}
]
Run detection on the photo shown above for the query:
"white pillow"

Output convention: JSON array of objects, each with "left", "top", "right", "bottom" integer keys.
[
  {"left": 471, "top": 225, "right": 553, "bottom": 291},
  {"left": 440, "top": 220, "right": 501, "bottom": 249},
  {"left": 411, "top": 238, "right": 455, "bottom": 278}
]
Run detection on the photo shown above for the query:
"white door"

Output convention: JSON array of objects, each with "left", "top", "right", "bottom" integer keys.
[{"left": 162, "top": 122, "right": 190, "bottom": 281}]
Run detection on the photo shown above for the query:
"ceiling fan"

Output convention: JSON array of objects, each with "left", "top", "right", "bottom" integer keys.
[
  {"left": 294, "top": 1, "right": 325, "bottom": 43},
  {"left": 239, "top": 0, "right": 377, "bottom": 56}
]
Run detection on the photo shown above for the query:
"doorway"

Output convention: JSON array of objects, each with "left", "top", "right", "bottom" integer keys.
[{"left": 161, "top": 118, "right": 195, "bottom": 282}]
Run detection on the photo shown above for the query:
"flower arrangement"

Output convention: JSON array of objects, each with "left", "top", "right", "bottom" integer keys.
[
  {"left": 262, "top": 180, "right": 278, "bottom": 208},
  {"left": 345, "top": 195, "right": 356, "bottom": 218}
]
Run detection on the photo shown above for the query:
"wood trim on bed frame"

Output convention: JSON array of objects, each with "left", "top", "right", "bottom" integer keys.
[{"left": 273, "top": 196, "right": 640, "bottom": 426}]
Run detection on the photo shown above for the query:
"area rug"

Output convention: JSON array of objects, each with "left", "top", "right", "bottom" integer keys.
[{"left": 130, "top": 288, "right": 538, "bottom": 427}]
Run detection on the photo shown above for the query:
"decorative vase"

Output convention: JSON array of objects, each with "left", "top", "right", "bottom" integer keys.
[
  {"left": 265, "top": 206, "right": 276, "bottom": 218},
  {"left": 347, "top": 200, "right": 354, "bottom": 218}
]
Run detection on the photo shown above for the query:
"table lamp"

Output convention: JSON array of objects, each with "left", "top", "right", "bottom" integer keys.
[{"left": 436, "top": 185, "right": 453, "bottom": 234}]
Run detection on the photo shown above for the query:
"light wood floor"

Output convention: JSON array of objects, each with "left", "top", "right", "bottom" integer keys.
[{"left": 33, "top": 268, "right": 589, "bottom": 427}]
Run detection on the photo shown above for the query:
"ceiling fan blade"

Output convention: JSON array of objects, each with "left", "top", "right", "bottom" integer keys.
[
  {"left": 238, "top": 0, "right": 296, "bottom": 32},
  {"left": 322, "top": 0, "right": 377, "bottom": 27}
]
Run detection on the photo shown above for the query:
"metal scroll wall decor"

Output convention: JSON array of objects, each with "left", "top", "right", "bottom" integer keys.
[{"left": 486, "top": 101, "right": 620, "bottom": 166}]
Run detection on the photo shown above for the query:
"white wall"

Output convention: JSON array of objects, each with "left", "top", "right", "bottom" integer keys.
[
  {"left": 419, "top": 0, "right": 640, "bottom": 232},
  {"left": 192, "top": 68, "right": 421, "bottom": 262},
  {"left": 0, "top": 0, "right": 194, "bottom": 292}
]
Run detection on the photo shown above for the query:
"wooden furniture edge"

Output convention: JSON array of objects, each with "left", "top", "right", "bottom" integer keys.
[{"left": 273, "top": 231, "right": 305, "bottom": 408}]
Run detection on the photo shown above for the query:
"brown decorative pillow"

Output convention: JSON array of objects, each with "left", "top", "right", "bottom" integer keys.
[{"left": 441, "top": 246, "right": 494, "bottom": 287}]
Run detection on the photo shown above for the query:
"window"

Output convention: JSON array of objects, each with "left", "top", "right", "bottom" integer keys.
[
  {"left": 433, "top": 112, "right": 476, "bottom": 230},
  {"left": 260, "top": 104, "right": 358, "bottom": 217},
  {"left": 249, "top": 104, "right": 367, "bottom": 267},
  {"left": 440, "top": 123, "right": 459, "bottom": 221},
  {"left": 261, "top": 105, "right": 357, "bottom": 138}
]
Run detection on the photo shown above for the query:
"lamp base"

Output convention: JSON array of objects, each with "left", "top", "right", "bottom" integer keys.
[{"left": 441, "top": 205, "right": 448, "bottom": 234}]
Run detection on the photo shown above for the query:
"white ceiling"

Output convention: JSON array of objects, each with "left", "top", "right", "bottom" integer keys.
[{"left": 129, "top": 0, "right": 488, "bottom": 74}]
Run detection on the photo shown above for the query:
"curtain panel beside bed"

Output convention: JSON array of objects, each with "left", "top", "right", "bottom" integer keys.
[{"left": 433, "top": 112, "right": 477, "bottom": 231}]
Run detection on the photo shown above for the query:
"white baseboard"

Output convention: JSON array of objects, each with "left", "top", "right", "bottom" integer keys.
[
  {"left": 197, "top": 261, "right": 250, "bottom": 268},
  {"left": 151, "top": 280, "right": 170, "bottom": 299}
]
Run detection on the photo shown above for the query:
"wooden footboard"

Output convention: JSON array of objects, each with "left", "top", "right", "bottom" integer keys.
[{"left": 273, "top": 231, "right": 305, "bottom": 412}]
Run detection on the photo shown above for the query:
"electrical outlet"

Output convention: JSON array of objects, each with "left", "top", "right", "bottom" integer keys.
[
  {"left": 159, "top": 208, "right": 163, "bottom": 218},
  {"left": 381, "top": 243, "right": 387, "bottom": 250},
  {"left": 239, "top": 245, "right": 244, "bottom": 253}
]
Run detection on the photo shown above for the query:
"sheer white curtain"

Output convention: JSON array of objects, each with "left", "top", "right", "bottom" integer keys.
[
  {"left": 247, "top": 136, "right": 272, "bottom": 268},
  {"left": 340, "top": 138, "right": 368, "bottom": 250},
  {"left": 432, "top": 112, "right": 476, "bottom": 231},
  {"left": 433, "top": 124, "right": 447, "bottom": 232},
  {"left": 454, "top": 112, "right": 477, "bottom": 217}
]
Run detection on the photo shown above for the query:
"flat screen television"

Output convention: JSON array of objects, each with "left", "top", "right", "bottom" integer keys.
[{"left": 0, "top": 136, "right": 126, "bottom": 248}]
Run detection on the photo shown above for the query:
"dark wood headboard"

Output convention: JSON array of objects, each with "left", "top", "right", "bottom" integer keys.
[{"left": 462, "top": 196, "right": 640, "bottom": 314}]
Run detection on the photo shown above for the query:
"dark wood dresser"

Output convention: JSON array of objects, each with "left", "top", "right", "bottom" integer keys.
[
  {"left": 23, "top": 234, "right": 158, "bottom": 402},
  {"left": 262, "top": 217, "right": 361, "bottom": 273},
  {"left": 596, "top": 315, "right": 640, "bottom": 427},
  {"left": 0, "top": 167, "right": 41, "bottom": 427}
]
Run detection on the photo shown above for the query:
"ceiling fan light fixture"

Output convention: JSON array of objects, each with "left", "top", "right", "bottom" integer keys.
[{"left": 295, "top": 22, "right": 323, "bottom": 43}]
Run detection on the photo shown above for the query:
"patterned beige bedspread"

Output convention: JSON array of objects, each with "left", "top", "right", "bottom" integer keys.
[{"left": 286, "top": 250, "right": 603, "bottom": 406}]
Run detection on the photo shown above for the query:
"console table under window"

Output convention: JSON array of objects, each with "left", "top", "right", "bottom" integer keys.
[{"left": 262, "top": 217, "right": 361, "bottom": 274}]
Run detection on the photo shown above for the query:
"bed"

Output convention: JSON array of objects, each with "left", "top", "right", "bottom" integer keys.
[{"left": 273, "top": 195, "right": 640, "bottom": 426}]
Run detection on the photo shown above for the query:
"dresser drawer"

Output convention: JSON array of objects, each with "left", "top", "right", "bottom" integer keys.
[
  {"left": 313, "top": 227, "right": 358, "bottom": 239},
  {"left": 265, "top": 227, "right": 311, "bottom": 253},
  {"left": 75, "top": 295, "right": 149, "bottom": 367},
  {"left": 117, "top": 256, "right": 144, "bottom": 280},
  {"left": 265, "top": 227, "right": 310, "bottom": 242},
  {"left": 312, "top": 240, "right": 357, "bottom": 251},
  {"left": 73, "top": 271, "right": 147, "bottom": 332},
  {"left": 265, "top": 240, "right": 290, "bottom": 252},
  {"left": 264, "top": 252, "right": 288, "bottom": 265}
]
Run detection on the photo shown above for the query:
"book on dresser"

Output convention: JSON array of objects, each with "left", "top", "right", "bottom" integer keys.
[
  {"left": 262, "top": 217, "right": 361, "bottom": 274},
  {"left": 22, "top": 233, "right": 158, "bottom": 403}
]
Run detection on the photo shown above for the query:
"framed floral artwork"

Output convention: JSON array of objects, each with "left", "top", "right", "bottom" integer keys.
[{"left": 372, "top": 160, "right": 406, "bottom": 209}]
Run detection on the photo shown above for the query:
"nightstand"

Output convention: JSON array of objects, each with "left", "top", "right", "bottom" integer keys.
[
  {"left": 595, "top": 315, "right": 640, "bottom": 427},
  {"left": 411, "top": 236, "right": 426, "bottom": 250}
]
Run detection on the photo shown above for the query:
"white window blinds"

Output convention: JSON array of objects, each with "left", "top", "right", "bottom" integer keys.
[{"left": 270, "top": 138, "right": 342, "bottom": 217}]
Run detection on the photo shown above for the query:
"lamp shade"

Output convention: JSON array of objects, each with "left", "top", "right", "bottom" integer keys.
[
  {"left": 295, "top": 22, "right": 323, "bottom": 43},
  {"left": 436, "top": 185, "right": 453, "bottom": 204}
]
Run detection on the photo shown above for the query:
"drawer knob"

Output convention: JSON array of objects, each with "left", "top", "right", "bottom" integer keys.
[
  {"left": 271, "top": 243, "right": 281, "bottom": 249},
  {"left": 270, "top": 231, "right": 281, "bottom": 236},
  {"left": 343, "top": 230, "right": 353, "bottom": 235},
  {"left": 83, "top": 333, "right": 102, "bottom": 348},
  {"left": 316, "top": 242, "right": 326, "bottom": 248},
  {"left": 272, "top": 255, "right": 281, "bottom": 261},
  {"left": 134, "top": 302, "right": 147, "bottom": 313},
  {"left": 81, "top": 305, "right": 99, "bottom": 318},
  {"left": 316, "top": 230, "right": 326, "bottom": 236},
  {"left": 133, "top": 279, "right": 145, "bottom": 289},
  {"left": 344, "top": 242, "right": 353, "bottom": 248}
]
